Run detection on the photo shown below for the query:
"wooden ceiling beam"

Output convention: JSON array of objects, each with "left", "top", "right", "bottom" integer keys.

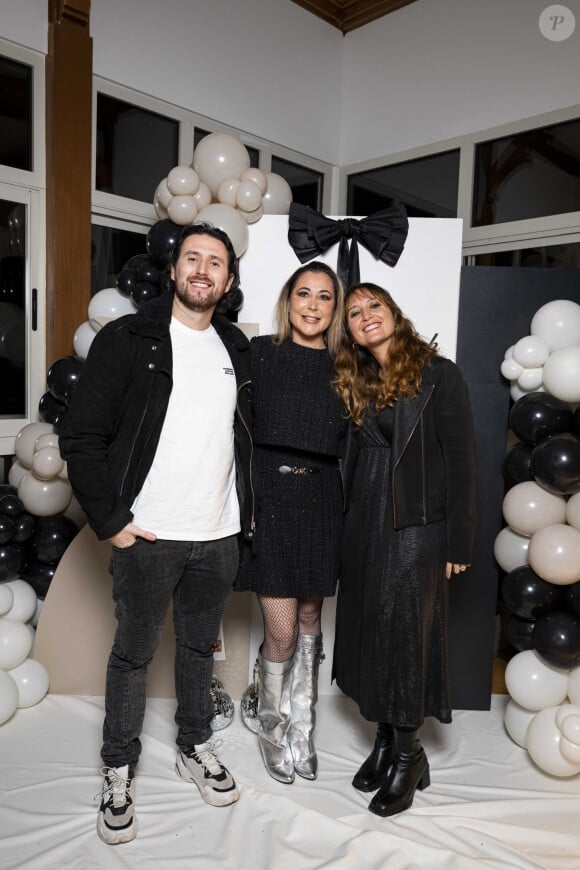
[{"left": 291, "top": 0, "right": 418, "bottom": 33}]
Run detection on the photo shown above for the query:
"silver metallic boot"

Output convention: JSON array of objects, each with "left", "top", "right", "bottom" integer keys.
[
  {"left": 257, "top": 652, "right": 295, "bottom": 784},
  {"left": 288, "top": 634, "right": 323, "bottom": 780}
]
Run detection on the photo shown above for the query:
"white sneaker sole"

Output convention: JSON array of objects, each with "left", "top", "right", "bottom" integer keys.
[
  {"left": 175, "top": 753, "right": 240, "bottom": 807},
  {"left": 97, "top": 814, "right": 138, "bottom": 845}
]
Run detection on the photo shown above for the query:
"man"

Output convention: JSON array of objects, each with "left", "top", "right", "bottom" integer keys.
[{"left": 60, "top": 223, "right": 254, "bottom": 845}]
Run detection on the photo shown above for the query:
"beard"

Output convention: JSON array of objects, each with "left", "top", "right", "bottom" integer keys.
[{"left": 174, "top": 278, "right": 227, "bottom": 312}]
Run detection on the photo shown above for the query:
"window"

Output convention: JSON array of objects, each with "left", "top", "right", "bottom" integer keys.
[
  {"left": 0, "top": 55, "right": 32, "bottom": 172},
  {"left": 271, "top": 156, "right": 323, "bottom": 210},
  {"left": 0, "top": 196, "right": 26, "bottom": 419},
  {"left": 91, "top": 222, "right": 149, "bottom": 295},
  {"left": 472, "top": 242, "right": 580, "bottom": 269}
]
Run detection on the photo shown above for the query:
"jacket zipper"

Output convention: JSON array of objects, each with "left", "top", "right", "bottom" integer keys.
[
  {"left": 236, "top": 378, "right": 256, "bottom": 535},
  {"left": 119, "top": 402, "right": 149, "bottom": 496}
]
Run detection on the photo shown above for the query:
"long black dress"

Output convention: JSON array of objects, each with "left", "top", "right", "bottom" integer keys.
[
  {"left": 334, "top": 405, "right": 451, "bottom": 729},
  {"left": 235, "top": 335, "right": 345, "bottom": 598}
]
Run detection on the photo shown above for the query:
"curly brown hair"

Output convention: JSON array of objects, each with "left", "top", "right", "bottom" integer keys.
[{"left": 334, "top": 283, "right": 436, "bottom": 427}]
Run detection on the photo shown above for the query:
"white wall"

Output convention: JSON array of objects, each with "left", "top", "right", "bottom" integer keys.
[
  {"left": 340, "top": 0, "right": 580, "bottom": 164},
  {"left": 90, "top": 0, "right": 344, "bottom": 164},
  {"left": 0, "top": 0, "right": 47, "bottom": 53}
]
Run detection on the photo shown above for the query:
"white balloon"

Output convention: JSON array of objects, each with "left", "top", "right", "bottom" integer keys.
[
  {"left": 262, "top": 172, "right": 292, "bottom": 215},
  {"left": 73, "top": 320, "right": 98, "bottom": 359},
  {"left": 30, "top": 598, "right": 43, "bottom": 628},
  {"left": 561, "top": 713, "right": 580, "bottom": 745},
  {"left": 88, "top": 288, "right": 136, "bottom": 332},
  {"left": 500, "top": 357, "right": 523, "bottom": 380},
  {"left": 504, "top": 698, "right": 536, "bottom": 747},
  {"left": 504, "top": 345, "right": 515, "bottom": 359},
  {"left": 195, "top": 204, "right": 249, "bottom": 257},
  {"left": 512, "top": 335, "right": 550, "bottom": 368},
  {"left": 217, "top": 177, "right": 241, "bottom": 207},
  {"left": 193, "top": 133, "right": 250, "bottom": 197},
  {"left": 240, "top": 167, "right": 268, "bottom": 195},
  {"left": 24, "top": 621, "right": 35, "bottom": 649},
  {"left": 493, "top": 526, "right": 529, "bottom": 572},
  {"left": 167, "top": 195, "right": 199, "bottom": 226},
  {"left": 32, "top": 446, "right": 65, "bottom": 481},
  {"left": 193, "top": 181, "right": 212, "bottom": 211},
  {"left": 505, "top": 649, "right": 569, "bottom": 711},
  {"left": 560, "top": 734, "right": 580, "bottom": 763},
  {"left": 510, "top": 382, "right": 543, "bottom": 402},
  {"left": 502, "top": 481, "right": 566, "bottom": 537},
  {"left": 8, "top": 459, "right": 28, "bottom": 489},
  {"left": 542, "top": 346, "right": 580, "bottom": 403},
  {"left": 566, "top": 493, "right": 580, "bottom": 531},
  {"left": 155, "top": 178, "right": 173, "bottom": 209},
  {"left": 235, "top": 179, "right": 262, "bottom": 213},
  {"left": 0, "top": 586, "right": 14, "bottom": 617},
  {"left": 14, "top": 422, "right": 55, "bottom": 469},
  {"left": 34, "top": 432, "right": 60, "bottom": 451},
  {"left": 18, "top": 472, "right": 72, "bottom": 517},
  {"left": 531, "top": 300, "right": 580, "bottom": 350},
  {"left": 240, "top": 204, "right": 264, "bottom": 225},
  {"left": 154, "top": 197, "right": 168, "bottom": 220},
  {"left": 517, "top": 367, "right": 544, "bottom": 392},
  {"left": 569, "top": 667, "right": 580, "bottom": 705},
  {"left": 3, "top": 580, "right": 37, "bottom": 623},
  {"left": 0, "top": 618, "right": 33, "bottom": 669},
  {"left": 8, "top": 658, "right": 49, "bottom": 708},
  {"left": 0, "top": 669, "right": 18, "bottom": 725},
  {"left": 527, "top": 706, "right": 580, "bottom": 776},
  {"left": 528, "top": 524, "right": 580, "bottom": 585},
  {"left": 167, "top": 165, "right": 200, "bottom": 196},
  {"left": 555, "top": 703, "right": 580, "bottom": 728}
]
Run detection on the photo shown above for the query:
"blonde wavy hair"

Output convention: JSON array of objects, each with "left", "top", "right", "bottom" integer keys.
[
  {"left": 334, "top": 283, "right": 436, "bottom": 427},
  {"left": 272, "top": 262, "right": 344, "bottom": 356}
]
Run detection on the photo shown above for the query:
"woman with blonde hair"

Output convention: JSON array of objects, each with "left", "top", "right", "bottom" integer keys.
[
  {"left": 237, "top": 261, "right": 346, "bottom": 783},
  {"left": 333, "top": 282, "right": 476, "bottom": 817}
]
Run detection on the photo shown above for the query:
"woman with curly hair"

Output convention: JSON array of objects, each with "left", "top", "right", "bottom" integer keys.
[{"left": 333, "top": 283, "right": 476, "bottom": 817}]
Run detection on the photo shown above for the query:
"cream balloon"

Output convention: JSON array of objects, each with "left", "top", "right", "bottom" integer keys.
[
  {"left": 240, "top": 204, "right": 264, "bottom": 225},
  {"left": 32, "top": 446, "right": 65, "bottom": 481},
  {"left": 167, "top": 195, "right": 199, "bottom": 226},
  {"left": 8, "top": 658, "right": 49, "bottom": 708},
  {"left": 73, "top": 320, "right": 98, "bottom": 359},
  {"left": 512, "top": 335, "right": 550, "bottom": 368},
  {"left": 155, "top": 178, "right": 173, "bottom": 210},
  {"left": 18, "top": 472, "right": 72, "bottom": 517},
  {"left": 193, "top": 133, "right": 250, "bottom": 197},
  {"left": 0, "top": 669, "right": 18, "bottom": 725},
  {"left": 31, "top": 598, "right": 43, "bottom": 628},
  {"left": 14, "top": 422, "right": 55, "bottom": 469},
  {"left": 504, "top": 649, "right": 569, "bottom": 711},
  {"left": 504, "top": 698, "right": 536, "bottom": 748},
  {"left": 262, "top": 172, "right": 292, "bottom": 214},
  {"left": 0, "top": 619, "right": 33, "bottom": 669},
  {"left": 504, "top": 345, "right": 515, "bottom": 359},
  {"left": 566, "top": 493, "right": 580, "bottom": 531},
  {"left": 517, "top": 367, "right": 544, "bottom": 392},
  {"left": 240, "top": 167, "right": 268, "bottom": 195},
  {"left": 531, "top": 299, "right": 580, "bottom": 350},
  {"left": 510, "top": 382, "right": 543, "bottom": 403},
  {"left": 195, "top": 204, "right": 249, "bottom": 257},
  {"left": 217, "top": 177, "right": 240, "bottom": 207},
  {"left": 88, "top": 288, "right": 136, "bottom": 332},
  {"left": 193, "top": 181, "right": 212, "bottom": 211},
  {"left": 500, "top": 357, "right": 523, "bottom": 380},
  {"left": 502, "top": 481, "right": 566, "bottom": 537},
  {"left": 542, "top": 346, "right": 580, "bottom": 403},
  {"left": 235, "top": 179, "right": 262, "bottom": 213},
  {"left": 555, "top": 703, "right": 580, "bottom": 728},
  {"left": 8, "top": 459, "right": 28, "bottom": 489},
  {"left": 34, "top": 432, "right": 60, "bottom": 451},
  {"left": 154, "top": 196, "right": 168, "bottom": 220},
  {"left": 493, "top": 526, "right": 529, "bottom": 572},
  {"left": 167, "top": 165, "right": 200, "bottom": 196},
  {"left": 569, "top": 667, "right": 580, "bottom": 705},
  {"left": 0, "top": 586, "right": 14, "bottom": 617},
  {"left": 3, "top": 580, "right": 37, "bottom": 623},
  {"left": 526, "top": 706, "right": 580, "bottom": 776},
  {"left": 560, "top": 712, "right": 580, "bottom": 763},
  {"left": 528, "top": 524, "right": 580, "bottom": 585}
]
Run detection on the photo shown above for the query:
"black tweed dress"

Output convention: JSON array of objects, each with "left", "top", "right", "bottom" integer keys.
[{"left": 235, "top": 335, "right": 345, "bottom": 598}]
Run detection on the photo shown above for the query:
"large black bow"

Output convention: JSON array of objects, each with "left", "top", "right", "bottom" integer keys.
[{"left": 288, "top": 203, "right": 409, "bottom": 291}]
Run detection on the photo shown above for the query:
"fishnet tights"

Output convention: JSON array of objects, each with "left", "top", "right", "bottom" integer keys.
[{"left": 257, "top": 594, "right": 323, "bottom": 662}]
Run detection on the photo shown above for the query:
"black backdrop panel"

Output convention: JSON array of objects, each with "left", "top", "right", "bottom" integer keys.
[{"left": 451, "top": 266, "right": 580, "bottom": 709}]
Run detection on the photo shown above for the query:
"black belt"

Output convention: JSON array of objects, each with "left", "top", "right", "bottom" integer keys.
[{"left": 278, "top": 465, "right": 320, "bottom": 475}]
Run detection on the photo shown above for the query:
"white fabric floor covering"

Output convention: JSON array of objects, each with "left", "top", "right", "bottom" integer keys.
[{"left": 0, "top": 693, "right": 579, "bottom": 870}]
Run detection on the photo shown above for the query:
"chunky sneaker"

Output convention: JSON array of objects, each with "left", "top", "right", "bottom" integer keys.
[
  {"left": 176, "top": 741, "right": 239, "bottom": 807},
  {"left": 96, "top": 764, "right": 138, "bottom": 845}
]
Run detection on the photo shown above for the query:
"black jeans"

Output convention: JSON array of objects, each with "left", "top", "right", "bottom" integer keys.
[{"left": 102, "top": 535, "right": 239, "bottom": 769}]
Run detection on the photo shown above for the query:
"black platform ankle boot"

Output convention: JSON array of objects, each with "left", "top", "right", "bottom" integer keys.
[
  {"left": 352, "top": 722, "right": 395, "bottom": 792},
  {"left": 368, "top": 728, "right": 430, "bottom": 817}
]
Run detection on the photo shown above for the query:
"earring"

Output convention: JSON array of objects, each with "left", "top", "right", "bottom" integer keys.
[{"left": 352, "top": 341, "right": 358, "bottom": 351}]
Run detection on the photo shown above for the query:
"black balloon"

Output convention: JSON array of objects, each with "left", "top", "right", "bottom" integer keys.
[
  {"left": 575, "top": 407, "right": 580, "bottom": 436},
  {"left": 0, "top": 542, "right": 24, "bottom": 581},
  {"left": 0, "top": 494, "right": 25, "bottom": 517},
  {"left": 0, "top": 484, "right": 18, "bottom": 499},
  {"left": 116, "top": 268, "right": 138, "bottom": 298},
  {"left": 13, "top": 512, "right": 36, "bottom": 543},
  {"left": 502, "top": 441, "right": 535, "bottom": 488},
  {"left": 39, "top": 391, "right": 68, "bottom": 427},
  {"left": 0, "top": 515, "right": 15, "bottom": 544},
  {"left": 131, "top": 281, "right": 162, "bottom": 308},
  {"left": 509, "top": 392, "right": 574, "bottom": 445},
  {"left": 123, "top": 253, "right": 151, "bottom": 271},
  {"left": 20, "top": 558, "right": 58, "bottom": 598},
  {"left": 562, "top": 580, "right": 580, "bottom": 618},
  {"left": 532, "top": 432, "right": 580, "bottom": 495},
  {"left": 502, "top": 565, "right": 563, "bottom": 618},
  {"left": 47, "top": 355, "right": 85, "bottom": 403},
  {"left": 27, "top": 515, "right": 78, "bottom": 564},
  {"left": 146, "top": 220, "right": 181, "bottom": 266},
  {"left": 136, "top": 259, "right": 162, "bottom": 286},
  {"left": 504, "top": 612, "right": 536, "bottom": 651},
  {"left": 532, "top": 610, "right": 580, "bottom": 669}
]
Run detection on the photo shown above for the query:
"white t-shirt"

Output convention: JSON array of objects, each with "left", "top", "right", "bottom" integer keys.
[{"left": 131, "top": 318, "right": 240, "bottom": 540}]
